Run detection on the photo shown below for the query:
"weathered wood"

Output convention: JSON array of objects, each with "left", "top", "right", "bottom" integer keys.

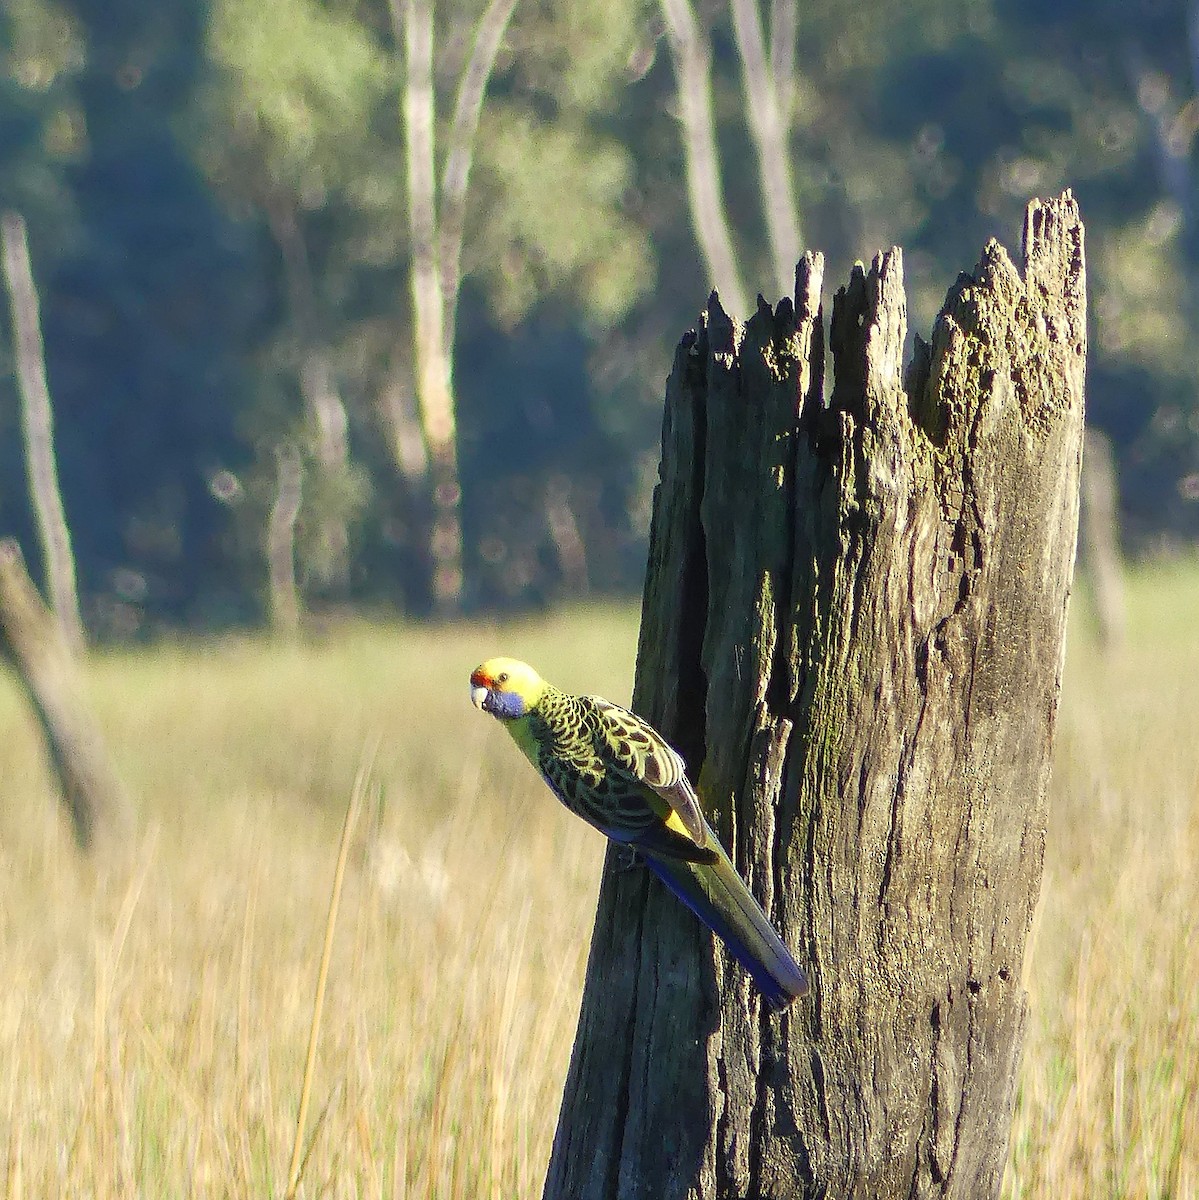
[
  {"left": 0, "top": 539, "right": 130, "bottom": 851},
  {"left": 543, "top": 192, "right": 1085, "bottom": 1199}
]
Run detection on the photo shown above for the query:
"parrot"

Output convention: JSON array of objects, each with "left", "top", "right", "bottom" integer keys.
[{"left": 469, "top": 656, "right": 808, "bottom": 1009}]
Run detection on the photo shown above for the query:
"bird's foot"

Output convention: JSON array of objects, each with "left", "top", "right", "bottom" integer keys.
[{"left": 612, "top": 845, "right": 642, "bottom": 873}]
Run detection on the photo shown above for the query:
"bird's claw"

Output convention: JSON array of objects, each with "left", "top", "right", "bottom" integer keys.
[{"left": 613, "top": 845, "right": 641, "bottom": 873}]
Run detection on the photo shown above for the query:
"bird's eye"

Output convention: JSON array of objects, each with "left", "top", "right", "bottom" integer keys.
[{"left": 497, "top": 672, "right": 509, "bottom": 685}]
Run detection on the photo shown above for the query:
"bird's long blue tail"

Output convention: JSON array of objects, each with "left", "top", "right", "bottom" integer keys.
[{"left": 643, "top": 840, "right": 808, "bottom": 1009}]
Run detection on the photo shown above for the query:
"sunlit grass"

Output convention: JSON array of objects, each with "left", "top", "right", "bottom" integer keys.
[
  {"left": 1006, "top": 560, "right": 1199, "bottom": 1199},
  {"left": 0, "top": 606, "right": 635, "bottom": 1198},
  {"left": 0, "top": 564, "right": 1196, "bottom": 1197}
]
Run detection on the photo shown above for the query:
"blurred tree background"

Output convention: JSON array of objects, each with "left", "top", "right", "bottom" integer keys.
[{"left": 0, "top": 0, "right": 1197, "bottom": 634}]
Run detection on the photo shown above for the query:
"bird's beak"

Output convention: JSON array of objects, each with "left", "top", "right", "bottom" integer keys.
[{"left": 470, "top": 685, "right": 489, "bottom": 711}]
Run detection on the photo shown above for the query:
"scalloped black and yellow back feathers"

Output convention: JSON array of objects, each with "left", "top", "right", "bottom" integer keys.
[{"left": 469, "top": 657, "right": 809, "bottom": 1007}]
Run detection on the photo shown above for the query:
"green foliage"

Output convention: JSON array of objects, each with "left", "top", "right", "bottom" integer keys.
[
  {"left": 471, "top": 110, "right": 653, "bottom": 326},
  {"left": 0, "top": 0, "right": 81, "bottom": 219},
  {"left": 205, "top": 0, "right": 393, "bottom": 194},
  {"left": 471, "top": 0, "right": 653, "bottom": 327},
  {"left": 506, "top": 0, "right": 647, "bottom": 111},
  {"left": 2, "top": 0, "right": 1199, "bottom": 628}
]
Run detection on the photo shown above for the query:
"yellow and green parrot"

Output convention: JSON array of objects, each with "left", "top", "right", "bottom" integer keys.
[{"left": 469, "top": 657, "right": 808, "bottom": 1008}]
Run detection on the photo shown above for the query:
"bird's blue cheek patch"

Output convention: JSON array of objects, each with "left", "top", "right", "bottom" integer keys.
[{"left": 485, "top": 690, "right": 526, "bottom": 719}]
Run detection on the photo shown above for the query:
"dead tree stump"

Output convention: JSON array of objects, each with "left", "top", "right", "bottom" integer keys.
[
  {"left": 543, "top": 192, "right": 1085, "bottom": 1199},
  {"left": 0, "top": 539, "right": 130, "bottom": 851}
]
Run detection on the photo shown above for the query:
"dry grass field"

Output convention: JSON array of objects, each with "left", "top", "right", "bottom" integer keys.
[
  {"left": 0, "top": 564, "right": 1195, "bottom": 1198},
  {"left": 1007, "top": 559, "right": 1199, "bottom": 1200}
]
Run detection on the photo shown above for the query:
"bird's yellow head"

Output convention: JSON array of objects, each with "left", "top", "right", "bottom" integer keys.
[{"left": 469, "top": 657, "right": 547, "bottom": 720}]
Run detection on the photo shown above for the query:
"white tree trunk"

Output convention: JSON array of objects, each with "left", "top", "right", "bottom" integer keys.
[
  {"left": 659, "top": 0, "right": 749, "bottom": 318},
  {"left": 544, "top": 474, "right": 589, "bottom": 593},
  {"left": 264, "top": 196, "right": 352, "bottom": 592},
  {"left": 0, "top": 211, "right": 85, "bottom": 652},
  {"left": 267, "top": 443, "right": 303, "bottom": 636},
  {"left": 0, "top": 539, "right": 129, "bottom": 851},
  {"left": 729, "top": 0, "right": 802, "bottom": 301},
  {"left": 394, "top": 0, "right": 465, "bottom": 610},
  {"left": 439, "top": 0, "right": 520, "bottom": 368},
  {"left": 1080, "top": 427, "right": 1126, "bottom": 651},
  {"left": 769, "top": 0, "right": 798, "bottom": 122},
  {"left": 380, "top": 362, "right": 431, "bottom": 484}
]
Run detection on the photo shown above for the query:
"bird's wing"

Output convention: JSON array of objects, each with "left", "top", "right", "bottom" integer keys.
[{"left": 584, "top": 696, "right": 708, "bottom": 847}]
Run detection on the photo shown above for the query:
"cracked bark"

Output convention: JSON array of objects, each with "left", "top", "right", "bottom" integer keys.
[{"left": 543, "top": 192, "right": 1085, "bottom": 1200}]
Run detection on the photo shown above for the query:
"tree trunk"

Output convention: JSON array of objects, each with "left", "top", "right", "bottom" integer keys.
[
  {"left": 0, "top": 539, "right": 129, "bottom": 852},
  {"left": 267, "top": 443, "right": 303, "bottom": 637},
  {"left": 263, "top": 195, "right": 352, "bottom": 595},
  {"left": 729, "top": 0, "right": 802, "bottom": 300},
  {"left": 768, "top": 0, "right": 798, "bottom": 123},
  {"left": 385, "top": 0, "right": 516, "bottom": 613},
  {"left": 544, "top": 474, "right": 590, "bottom": 594},
  {"left": 1080, "top": 427, "right": 1125, "bottom": 651},
  {"left": 659, "top": 0, "right": 749, "bottom": 318},
  {"left": 438, "top": 0, "right": 521, "bottom": 366},
  {"left": 543, "top": 192, "right": 1085, "bottom": 1199},
  {"left": 1, "top": 211, "right": 85, "bottom": 653},
  {"left": 394, "top": 0, "right": 466, "bottom": 613}
]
